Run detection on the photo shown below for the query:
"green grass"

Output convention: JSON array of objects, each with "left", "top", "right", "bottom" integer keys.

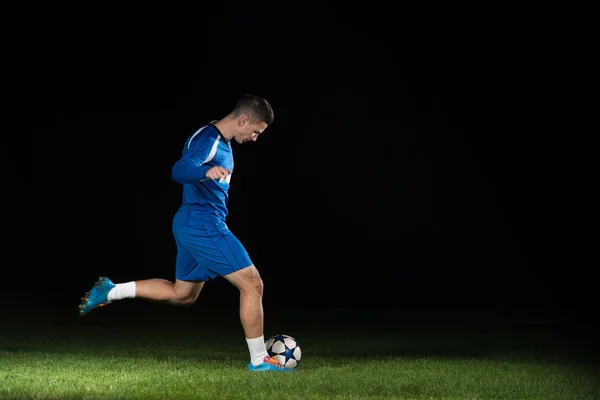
[{"left": 1, "top": 305, "right": 599, "bottom": 399}]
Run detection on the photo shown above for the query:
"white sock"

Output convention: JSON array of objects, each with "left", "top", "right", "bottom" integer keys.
[
  {"left": 107, "top": 282, "right": 136, "bottom": 302},
  {"left": 246, "top": 336, "right": 269, "bottom": 366}
]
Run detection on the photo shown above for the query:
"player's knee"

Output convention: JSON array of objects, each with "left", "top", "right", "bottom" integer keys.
[
  {"left": 171, "top": 294, "right": 196, "bottom": 307},
  {"left": 227, "top": 265, "right": 264, "bottom": 296},
  {"left": 255, "top": 276, "right": 264, "bottom": 296},
  {"left": 239, "top": 272, "right": 263, "bottom": 296}
]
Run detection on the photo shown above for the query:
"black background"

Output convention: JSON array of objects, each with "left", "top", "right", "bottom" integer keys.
[{"left": 3, "top": 4, "right": 594, "bottom": 343}]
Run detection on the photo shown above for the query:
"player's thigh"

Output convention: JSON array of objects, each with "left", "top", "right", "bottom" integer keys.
[{"left": 223, "top": 264, "right": 262, "bottom": 292}]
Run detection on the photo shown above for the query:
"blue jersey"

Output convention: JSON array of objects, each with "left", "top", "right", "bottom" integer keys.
[{"left": 171, "top": 123, "right": 233, "bottom": 222}]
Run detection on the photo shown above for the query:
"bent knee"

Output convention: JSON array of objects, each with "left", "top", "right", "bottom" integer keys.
[{"left": 170, "top": 296, "right": 196, "bottom": 307}]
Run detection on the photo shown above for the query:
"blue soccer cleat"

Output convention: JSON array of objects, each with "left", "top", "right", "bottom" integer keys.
[
  {"left": 247, "top": 356, "right": 296, "bottom": 372},
  {"left": 79, "top": 277, "right": 115, "bottom": 316}
]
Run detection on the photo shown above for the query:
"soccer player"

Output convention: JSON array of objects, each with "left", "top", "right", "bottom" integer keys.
[{"left": 78, "top": 94, "right": 294, "bottom": 372}]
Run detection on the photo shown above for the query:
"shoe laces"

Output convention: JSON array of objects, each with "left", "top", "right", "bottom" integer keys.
[{"left": 264, "top": 356, "right": 284, "bottom": 369}]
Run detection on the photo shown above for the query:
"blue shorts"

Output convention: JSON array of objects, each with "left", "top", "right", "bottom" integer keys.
[{"left": 172, "top": 206, "right": 253, "bottom": 281}]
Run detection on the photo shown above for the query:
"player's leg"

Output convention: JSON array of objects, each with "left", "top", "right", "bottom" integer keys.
[
  {"left": 223, "top": 265, "right": 269, "bottom": 368},
  {"left": 135, "top": 278, "right": 204, "bottom": 306},
  {"left": 224, "top": 265, "right": 293, "bottom": 372},
  {"left": 78, "top": 276, "right": 204, "bottom": 315},
  {"left": 222, "top": 265, "right": 264, "bottom": 339},
  {"left": 79, "top": 247, "right": 206, "bottom": 315}
]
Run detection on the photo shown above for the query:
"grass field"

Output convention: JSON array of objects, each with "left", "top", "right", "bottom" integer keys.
[{"left": 1, "top": 302, "right": 599, "bottom": 399}]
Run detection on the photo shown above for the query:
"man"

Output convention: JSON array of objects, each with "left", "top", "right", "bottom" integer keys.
[{"left": 79, "top": 94, "right": 294, "bottom": 372}]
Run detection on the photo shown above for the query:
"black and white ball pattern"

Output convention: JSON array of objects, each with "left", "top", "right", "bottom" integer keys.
[{"left": 265, "top": 334, "right": 302, "bottom": 369}]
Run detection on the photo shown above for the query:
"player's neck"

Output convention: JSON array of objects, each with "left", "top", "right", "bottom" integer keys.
[{"left": 212, "top": 115, "right": 237, "bottom": 141}]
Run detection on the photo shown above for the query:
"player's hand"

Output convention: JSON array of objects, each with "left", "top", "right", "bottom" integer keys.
[{"left": 205, "top": 166, "right": 232, "bottom": 181}]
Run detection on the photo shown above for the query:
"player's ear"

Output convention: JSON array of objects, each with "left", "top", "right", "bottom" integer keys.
[{"left": 239, "top": 114, "right": 250, "bottom": 126}]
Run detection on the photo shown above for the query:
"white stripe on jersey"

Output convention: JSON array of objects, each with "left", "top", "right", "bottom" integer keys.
[
  {"left": 187, "top": 125, "right": 221, "bottom": 165},
  {"left": 187, "top": 126, "right": 207, "bottom": 150},
  {"left": 203, "top": 136, "right": 220, "bottom": 165}
]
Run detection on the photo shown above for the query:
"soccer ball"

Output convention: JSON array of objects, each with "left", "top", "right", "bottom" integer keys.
[{"left": 265, "top": 334, "right": 302, "bottom": 369}]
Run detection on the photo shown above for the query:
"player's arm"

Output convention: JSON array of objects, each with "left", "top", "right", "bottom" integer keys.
[
  {"left": 172, "top": 134, "right": 222, "bottom": 184},
  {"left": 172, "top": 153, "right": 212, "bottom": 184}
]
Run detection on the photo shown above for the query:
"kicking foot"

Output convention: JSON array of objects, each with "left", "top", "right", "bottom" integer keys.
[{"left": 79, "top": 277, "right": 115, "bottom": 316}]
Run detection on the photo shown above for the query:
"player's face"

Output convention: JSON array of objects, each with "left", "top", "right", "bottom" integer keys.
[{"left": 235, "top": 115, "right": 268, "bottom": 144}]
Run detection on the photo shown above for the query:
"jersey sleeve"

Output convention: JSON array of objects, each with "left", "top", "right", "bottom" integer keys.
[{"left": 171, "top": 128, "right": 220, "bottom": 184}]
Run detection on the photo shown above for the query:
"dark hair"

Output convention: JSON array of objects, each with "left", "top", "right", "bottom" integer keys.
[{"left": 232, "top": 94, "right": 274, "bottom": 125}]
